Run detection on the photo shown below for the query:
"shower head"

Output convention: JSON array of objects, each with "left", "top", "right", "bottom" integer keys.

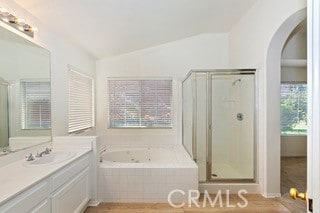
[{"left": 232, "top": 78, "right": 241, "bottom": 86}]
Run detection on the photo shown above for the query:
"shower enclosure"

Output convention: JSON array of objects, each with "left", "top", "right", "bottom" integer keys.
[{"left": 182, "top": 69, "right": 256, "bottom": 182}]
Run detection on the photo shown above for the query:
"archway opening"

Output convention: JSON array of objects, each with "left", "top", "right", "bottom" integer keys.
[
  {"left": 265, "top": 8, "right": 306, "bottom": 200},
  {"left": 278, "top": 19, "right": 307, "bottom": 212}
]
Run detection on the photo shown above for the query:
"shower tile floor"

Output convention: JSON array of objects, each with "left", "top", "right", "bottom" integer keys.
[
  {"left": 199, "top": 161, "right": 254, "bottom": 181},
  {"left": 278, "top": 157, "right": 307, "bottom": 213},
  {"left": 211, "top": 163, "right": 243, "bottom": 179},
  {"left": 199, "top": 162, "right": 245, "bottom": 181}
]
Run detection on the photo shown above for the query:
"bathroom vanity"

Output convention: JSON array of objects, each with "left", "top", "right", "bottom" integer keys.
[{"left": 0, "top": 136, "right": 98, "bottom": 213}]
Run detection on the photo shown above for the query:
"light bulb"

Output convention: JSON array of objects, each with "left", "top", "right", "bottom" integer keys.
[
  {"left": 23, "top": 24, "right": 31, "bottom": 31},
  {"left": 30, "top": 27, "right": 38, "bottom": 32},
  {"left": 0, "top": 8, "right": 10, "bottom": 16},
  {"left": 15, "top": 18, "right": 26, "bottom": 26}
]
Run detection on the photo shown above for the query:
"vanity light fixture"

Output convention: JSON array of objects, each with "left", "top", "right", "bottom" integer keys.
[
  {"left": 0, "top": 7, "right": 36, "bottom": 38},
  {"left": 0, "top": 8, "right": 10, "bottom": 16},
  {"left": 15, "top": 18, "right": 26, "bottom": 26}
]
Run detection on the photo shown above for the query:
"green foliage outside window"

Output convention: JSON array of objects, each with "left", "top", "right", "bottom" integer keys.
[{"left": 280, "top": 84, "right": 307, "bottom": 135}]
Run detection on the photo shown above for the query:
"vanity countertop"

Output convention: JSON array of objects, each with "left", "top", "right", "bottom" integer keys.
[{"left": 0, "top": 148, "right": 91, "bottom": 205}]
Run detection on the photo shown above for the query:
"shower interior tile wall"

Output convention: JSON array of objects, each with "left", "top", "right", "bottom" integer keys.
[{"left": 99, "top": 167, "right": 198, "bottom": 203}]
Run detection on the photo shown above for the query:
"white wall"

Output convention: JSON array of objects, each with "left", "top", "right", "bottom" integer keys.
[
  {"left": 281, "top": 27, "right": 307, "bottom": 83},
  {"left": 1, "top": 1, "right": 96, "bottom": 137},
  {"left": 96, "top": 34, "right": 229, "bottom": 146},
  {"left": 229, "top": 0, "right": 306, "bottom": 197}
]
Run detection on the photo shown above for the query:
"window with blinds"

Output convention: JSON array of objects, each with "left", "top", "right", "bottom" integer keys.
[
  {"left": 280, "top": 83, "right": 307, "bottom": 135},
  {"left": 68, "top": 69, "right": 94, "bottom": 133},
  {"left": 108, "top": 78, "right": 172, "bottom": 128},
  {"left": 21, "top": 80, "right": 51, "bottom": 129}
]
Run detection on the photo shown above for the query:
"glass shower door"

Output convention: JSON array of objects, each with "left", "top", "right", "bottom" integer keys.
[{"left": 210, "top": 74, "right": 255, "bottom": 181}]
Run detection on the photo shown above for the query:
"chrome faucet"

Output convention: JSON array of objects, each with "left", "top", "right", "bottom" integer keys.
[
  {"left": 36, "top": 151, "right": 46, "bottom": 157},
  {"left": 26, "top": 153, "right": 35, "bottom": 161},
  {"left": 44, "top": 147, "right": 52, "bottom": 154},
  {"left": 36, "top": 147, "right": 52, "bottom": 157},
  {"left": 2, "top": 147, "right": 13, "bottom": 154}
]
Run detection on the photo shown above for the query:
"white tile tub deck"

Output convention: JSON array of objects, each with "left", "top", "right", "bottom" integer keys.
[{"left": 98, "top": 145, "right": 198, "bottom": 203}]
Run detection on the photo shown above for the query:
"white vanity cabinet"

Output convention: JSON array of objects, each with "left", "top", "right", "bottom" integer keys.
[
  {"left": 0, "top": 152, "right": 92, "bottom": 213},
  {"left": 0, "top": 181, "right": 50, "bottom": 213},
  {"left": 51, "top": 154, "right": 90, "bottom": 213}
]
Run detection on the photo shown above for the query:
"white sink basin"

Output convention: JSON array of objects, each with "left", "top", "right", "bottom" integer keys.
[{"left": 25, "top": 151, "right": 76, "bottom": 166}]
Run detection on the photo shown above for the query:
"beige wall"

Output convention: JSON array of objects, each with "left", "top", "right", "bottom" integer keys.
[
  {"left": 281, "top": 136, "right": 307, "bottom": 156},
  {"left": 281, "top": 25, "right": 307, "bottom": 83}
]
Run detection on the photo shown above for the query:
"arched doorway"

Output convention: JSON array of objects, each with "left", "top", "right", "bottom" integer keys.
[{"left": 265, "top": 8, "right": 307, "bottom": 198}]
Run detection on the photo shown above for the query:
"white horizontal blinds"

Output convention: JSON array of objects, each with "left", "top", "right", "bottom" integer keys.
[
  {"left": 108, "top": 80, "right": 140, "bottom": 127},
  {"left": 141, "top": 80, "right": 172, "bottom": 127},
  {"left": 108, "top": 79, "right": 172, "bottom": 128},
  {"left": 20, "top": 80, "right": 51, "bottom": 129},
  {"left": 68, "top": 69, "right": 94, "bottom": 133}
]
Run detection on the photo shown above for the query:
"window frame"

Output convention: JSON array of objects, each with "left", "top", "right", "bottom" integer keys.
[
  {"left": 280, "top": 81, "right": 307, "bottom": 136},
  {"left": 107, "top": 77, "right": 173, "bottom": 129}
]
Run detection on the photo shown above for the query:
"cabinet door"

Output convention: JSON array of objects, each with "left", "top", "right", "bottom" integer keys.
[
  {"left": 51, "top": 167, "right": 90, "bottom": 213},
  {"left": 0, "top": 181, "right": 50, "bottom": 213},
  {"left": 29, "top": 199, "right": 50, "bottom": 213}
]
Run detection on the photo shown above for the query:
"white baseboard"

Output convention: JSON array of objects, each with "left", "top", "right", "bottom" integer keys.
[
  {"left": 199, "top": 183, "right": 261, "bottom": 194},
  {"left": 88, "top": 200, "right": 100, "bottom": 207},
  {"left": 262, "top": 193, "right": 281, "bottom": 198}
]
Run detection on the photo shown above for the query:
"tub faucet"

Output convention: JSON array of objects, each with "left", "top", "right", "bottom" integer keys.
[{"left": 99, "top": 146, "right": 107, "bottom": 163}]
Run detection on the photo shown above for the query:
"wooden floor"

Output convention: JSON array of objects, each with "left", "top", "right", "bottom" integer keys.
[
  {"left": 85, "top": 194, "right": 290, "bottom": 212},
  {"left": 86, "top": 157, "right": 307, "bottom": 212}
]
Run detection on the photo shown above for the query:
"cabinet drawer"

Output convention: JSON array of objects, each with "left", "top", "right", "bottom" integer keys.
[
  {"left": 51, "top": 153, "right": 89, "bottom": 192},
  {"left": 1, "top": 181, "right": 49, "bottom": 213}
]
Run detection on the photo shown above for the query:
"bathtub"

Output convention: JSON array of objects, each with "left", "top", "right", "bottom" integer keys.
[
  {"left": 101, "top": 147, "right": 179, "bottom": 163},
  {"left": 99, "top": 145, "right": 198, "bottom": 203}
]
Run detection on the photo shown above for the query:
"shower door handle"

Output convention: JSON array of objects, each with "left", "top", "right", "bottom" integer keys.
[{"left": 209, "top": 124, "right": 212, "bottom": 130}]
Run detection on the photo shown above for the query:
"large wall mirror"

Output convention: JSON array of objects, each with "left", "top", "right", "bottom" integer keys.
[{"left": 0, "top": 25, "right": 51, "bottom": 155}]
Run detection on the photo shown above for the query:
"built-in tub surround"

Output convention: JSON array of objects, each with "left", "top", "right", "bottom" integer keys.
[
  {"left": 99, "top": 145, "right": 198, "bottom": 203},
  {"left": 101, "top": 147, "right": 177, "bottom": 163}
]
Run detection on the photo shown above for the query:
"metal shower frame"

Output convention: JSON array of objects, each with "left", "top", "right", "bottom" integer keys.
[{"left": 182, "top": 69, "right": 257, "bottom": 183}]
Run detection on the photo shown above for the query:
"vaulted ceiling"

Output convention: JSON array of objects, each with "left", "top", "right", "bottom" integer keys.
[{"left": 14, "top": 0, "right": 257, "bottom": 59}]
